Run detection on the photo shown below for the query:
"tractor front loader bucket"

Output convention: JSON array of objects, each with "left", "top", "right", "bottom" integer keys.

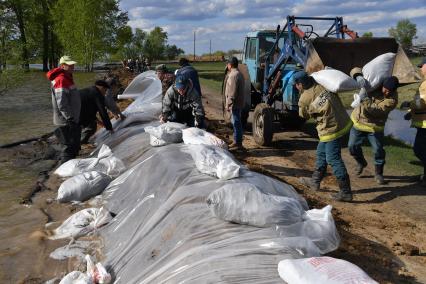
[{"left": 305, "top": 37, "right": 421, "bottom": 84}]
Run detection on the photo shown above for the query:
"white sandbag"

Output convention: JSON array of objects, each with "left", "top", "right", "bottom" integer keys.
[
  {"left": 182, "top": 127, "right": 228, "bottom": 149},
  {"left": 57, "top": 171, "right": 112, "bottom": 203},
  {"left": 49, "top": 241, "right": 91, "bottom": 260},
  {"left": 86, "top": 255, "right": 111, "bottom": 284},
  {"left": 59, "top": 271, "right": 91, "bottom": 284},
  {"left": 274, "top": 205, "right": 340, "bottom": 254},
  {"left": 55, "top": 145, "right": 125, "bottom": 178},
  {"left": 362, "top": 53, "right": 396, "bottom": 91},
  {"left": 145, "top": 122, "right": 186, "bottom": 146},
  {"left": 186, "top": 144, "right": 240, "bottom": 179},
  {"left": 50, "top": 207, "right": 112, "bottom": 240},
  {"left": 207, "top": 183, "right": 305, "bottom": 227},
  {"left": 311, "top": 67, "right": 359, "bottom": 93},
  {"left": 278, "top": 256, "right": 378, "bottom": 284}
]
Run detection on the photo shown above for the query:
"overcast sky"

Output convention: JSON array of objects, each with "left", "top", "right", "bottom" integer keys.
[{"left": 120, "top": 0, "right": 426, "bottom": 55}]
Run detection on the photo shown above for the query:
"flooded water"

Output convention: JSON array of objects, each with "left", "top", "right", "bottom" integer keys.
[
  {"left": 0, "top": 71, "right": 98, "bottom": 282},
  {"left": 0, "top": 71, "right": 98, "bottom": 146},
  {"left": 384, "top": 109, "right": 417, "bottom": 145}
]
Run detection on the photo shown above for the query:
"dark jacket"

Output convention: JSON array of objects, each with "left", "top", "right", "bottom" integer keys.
[
  {"left": 46, "top": 67, "right": 81, "bottom": 126},
  {"left": 79, "top": 86, "right": 113, "bottom": 130},
  {"left": 162, "top": 83, "right": 204, "bottom": 120},
  {"left": 176, "top": 63, "right": 202, "bottom": 96}
]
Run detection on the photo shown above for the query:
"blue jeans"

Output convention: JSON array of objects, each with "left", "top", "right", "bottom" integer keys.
[
  {"left": 414, "top": 128, "right": 426, "bottom": 174},
  {"left": 348, "top": 127, "right": 385, "bottom": 166},
  {"left": 231, "top": 107, "right": 243, "bottom": 144},
  {"left": 316, "top": 137, "right": 348, "bottom": 181}
]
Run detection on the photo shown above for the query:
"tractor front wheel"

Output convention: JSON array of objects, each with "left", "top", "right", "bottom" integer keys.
[{"left": 252, "top": 103, "right": 274, "bottom": 146}]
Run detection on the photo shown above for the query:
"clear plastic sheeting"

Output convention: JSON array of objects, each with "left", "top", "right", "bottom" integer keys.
[
  {"left": 80, "top": 71, "right": 343, "bottom": 283},
  {"left": 274, "top": 205, "right": 340, "bottom": 254},
  {"left": 183, "top": 127, "right": 228, "bottom": 148},
  {"left": 186, "top": 144, "right": 241, "bottom": 180},
  {"left": 207, "top": 183, "right": 306, "bottom": 227},
  {"left": 117, "top": 71, "right": 161, "bottom": 102}
]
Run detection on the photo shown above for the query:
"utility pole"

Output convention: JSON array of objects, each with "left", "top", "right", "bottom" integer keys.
[
  {"left": 193, "top": 31, "right": 196, "bottom": 62},
  {"left": 209, "top": 39, "right": 212, "bottom": 61}
]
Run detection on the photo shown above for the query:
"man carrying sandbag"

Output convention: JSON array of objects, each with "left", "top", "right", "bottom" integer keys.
[
  {"left": 296, "top": 71, "right": 353, "bottom": 202},
  {"left": 349, "top": 68, "right": 398, "bottom": 185},
  {"left": 400, "top": 58, "right": 426, "bottom": 187},
  {"left": 161, "top": 74, "right": 205, "bottom": 128}
]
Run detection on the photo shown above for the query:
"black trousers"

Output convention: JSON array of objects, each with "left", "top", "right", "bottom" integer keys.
[
  {"left": 54, "top": 123, "right": 81, "bottom": 162},
  {"left": 80, "top": 120, "right": 97, "bottom": 144}
]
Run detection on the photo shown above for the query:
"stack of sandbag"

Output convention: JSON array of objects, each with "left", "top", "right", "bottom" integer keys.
[
  {"left": 186, "top": 144, "right": 240, "bottom": 180},
  {"left": 278, "top": 256, "right": 378, "bottom": 284},
  {"left": 145, "top": 122, "right": 186, "bottom": 147},
  {"left": 49, "top": 207, "right": 112, "bottom": 240},
  {"left": 54, "top": 145, "right": 125, "bottom": 202},
  {"left": 182, "top": 127, "right": 228, "bottom": 149},
  {"left": 207, "top": 183, "right": 306, "bottom": 227},
  {"left": 55, "top": 145, "right": 126, "bottom": 178},
  {"left": 311, "top": 67, "right": 359, "bottom": 93}
]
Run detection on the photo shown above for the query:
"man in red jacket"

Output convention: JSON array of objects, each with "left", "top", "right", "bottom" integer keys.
[{"left": 46, "top": 55, "right": 81, "bottom": 163}]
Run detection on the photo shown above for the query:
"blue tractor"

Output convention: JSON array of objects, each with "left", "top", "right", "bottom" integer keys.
[{"left": 229, "top": 16, "right": 418, "bottom": 146}]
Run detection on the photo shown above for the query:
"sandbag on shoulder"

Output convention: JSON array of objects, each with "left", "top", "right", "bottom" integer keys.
[
  {"left": 57, "top": 171, "right": 112, "bottom": 203},
  {"left": 186, "top": 144, "right": 240, "bottom": 180},
  {"left": 145, "top": 122, "right": 186, "bottom": 147},
  {"left": 182, "top": 127, "right": 228, "bottom": 149},
  {"left": 207, "top": 183, "right": 305, "bottom": 227},
  {"left": 49, "top": 207, "right": 112, "bottom": 240},
  {"left": 55, "top": 144, "right": 125, "bottom": 178},
  {"left": 278, "top": 256, "right": 378, "bottom": 284},
  {"left": 362, "top": 53, "right": 396, "bottom": 91},
  {"left": 311, "top": 67, "right": 359, "bottom": 93}
]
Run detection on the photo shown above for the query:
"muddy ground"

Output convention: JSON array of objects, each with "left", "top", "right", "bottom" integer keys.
[
  {"left": 1, "top": 68, "right": 425, "bottom": 283},
  {"left": 202, "top": 85, "right": 426, "bottom": 283}
]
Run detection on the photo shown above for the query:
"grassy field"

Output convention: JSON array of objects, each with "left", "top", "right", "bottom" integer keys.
[{"left": 180, "top": 60, "right": 423, "bottom": 175}]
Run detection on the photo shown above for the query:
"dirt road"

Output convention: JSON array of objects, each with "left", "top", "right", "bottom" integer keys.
[{"left": 202, "top": 86, "right": 426, "bottom": 283}]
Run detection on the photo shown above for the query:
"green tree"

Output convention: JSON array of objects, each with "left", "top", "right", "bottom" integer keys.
[
  {"left": 362, "top": 32, "right": 373, "bottom": 38},
  {"left": 389, "top": 19, "right": 417, "bottom": 49},
  {"left": 164, "top": 44, "right": 184, "bottom": 60},
  {"left": 144, "top": 26, "right": 167, "bottom": 61},
  {"left": 52, "top": 0, "right": 128, "bottom": 71},
  {"left": 4, "top": 0, "right": 31, "bottom": 70}
]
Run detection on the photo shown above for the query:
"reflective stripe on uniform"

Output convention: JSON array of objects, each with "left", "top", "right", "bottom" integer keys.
[
  {"left": 412, "top": 120, "right": 426, "bottom": 128},
  {"left": 319, "top": 120, "right": 353, "bottom": 142},
  {"left": 350, "top": 111, "right": 384, "bottom": 133}
]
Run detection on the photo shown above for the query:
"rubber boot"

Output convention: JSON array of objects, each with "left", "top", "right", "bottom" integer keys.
[
  {"left": 306, "top": 167, "right": 326, "bottom": 191},
  {"left": 354, "top": 158, "right": 368, "bottom": 176},
  {"left": 374, "top": 164, "right": 385, "bottom": 185},
  {"left": 332, "top": 175, "right": 353, "bottom": 202}
]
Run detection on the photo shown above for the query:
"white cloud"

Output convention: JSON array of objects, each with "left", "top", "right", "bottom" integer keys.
[{"left": 120, "top": 0, "right": 426, "bottom": 54}]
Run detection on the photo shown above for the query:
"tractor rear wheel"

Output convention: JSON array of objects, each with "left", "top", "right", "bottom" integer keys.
[{"left": 252, "top": 103, "right": 274, "bottom": 146}]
